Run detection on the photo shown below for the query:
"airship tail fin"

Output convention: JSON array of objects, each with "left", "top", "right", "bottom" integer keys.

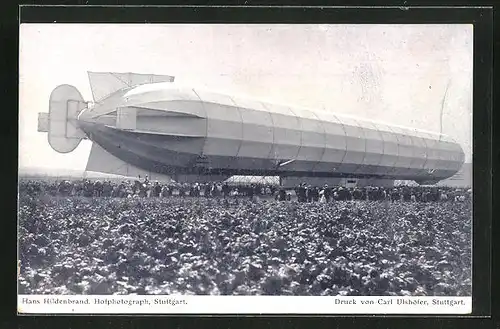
[
  {"left": 85, "top": 143, "right": 229, "bottom": 183},
  {"left": 38, "top": 84, "right": 87, "bottom": 153},
  {"left": 85, "top": 143, "right": 173, "bottom": 182},
  {"left": 87, "top": 71, "right": 175, "bottom": 102}
]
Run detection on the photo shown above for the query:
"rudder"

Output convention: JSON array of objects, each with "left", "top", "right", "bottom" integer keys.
[{"left": 42, "top": 84, "right": 87, "bottom": 153}]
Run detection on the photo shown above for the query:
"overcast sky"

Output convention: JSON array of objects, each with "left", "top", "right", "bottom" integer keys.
[{"left": 19, "top": 23, "right": 473, "bottom": 170}]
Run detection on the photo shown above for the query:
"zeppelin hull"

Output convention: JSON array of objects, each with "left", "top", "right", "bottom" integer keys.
[
  {"left": 80, "top": 122, "right": 460, "bottom": 181},
  {"left": 72, "top": 82, "right": 465, "bottom": 183}
]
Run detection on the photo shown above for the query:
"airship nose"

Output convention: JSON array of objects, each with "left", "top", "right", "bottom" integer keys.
[{"left": 459, "top": 145, "right": 466, "bottom": 163}]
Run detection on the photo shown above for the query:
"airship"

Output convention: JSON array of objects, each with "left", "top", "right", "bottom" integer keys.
[{"left": 37, "top": 71, "right": 465, "bottom": 186}]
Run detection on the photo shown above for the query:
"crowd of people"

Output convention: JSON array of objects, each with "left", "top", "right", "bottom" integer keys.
[
  {"left": 292, "top": 183, "right": 470, "bottom": 203},
  {"left": 20, "top": 177, "right": 276, "bottom": 199},
  {"left": 19, "top": 176, "right": 471, "bottom": 203}
]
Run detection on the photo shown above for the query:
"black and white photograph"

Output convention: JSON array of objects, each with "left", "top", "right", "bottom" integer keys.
[{"left": 18, "top": 23, "right": 473, "bottom": 314}]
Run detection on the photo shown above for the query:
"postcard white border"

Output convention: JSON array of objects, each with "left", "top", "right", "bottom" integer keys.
[{"left": 18, "top": 295, "right": 472, "bottom": 314}]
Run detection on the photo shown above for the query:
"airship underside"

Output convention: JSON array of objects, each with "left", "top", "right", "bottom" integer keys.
[{"left": 38, "top": 72, "right": 465, "bottom": 185}]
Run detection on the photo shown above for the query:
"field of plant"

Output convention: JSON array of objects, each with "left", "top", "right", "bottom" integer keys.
[{"left": 18, "top": 194, "right": 472, "bottom": 296}]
